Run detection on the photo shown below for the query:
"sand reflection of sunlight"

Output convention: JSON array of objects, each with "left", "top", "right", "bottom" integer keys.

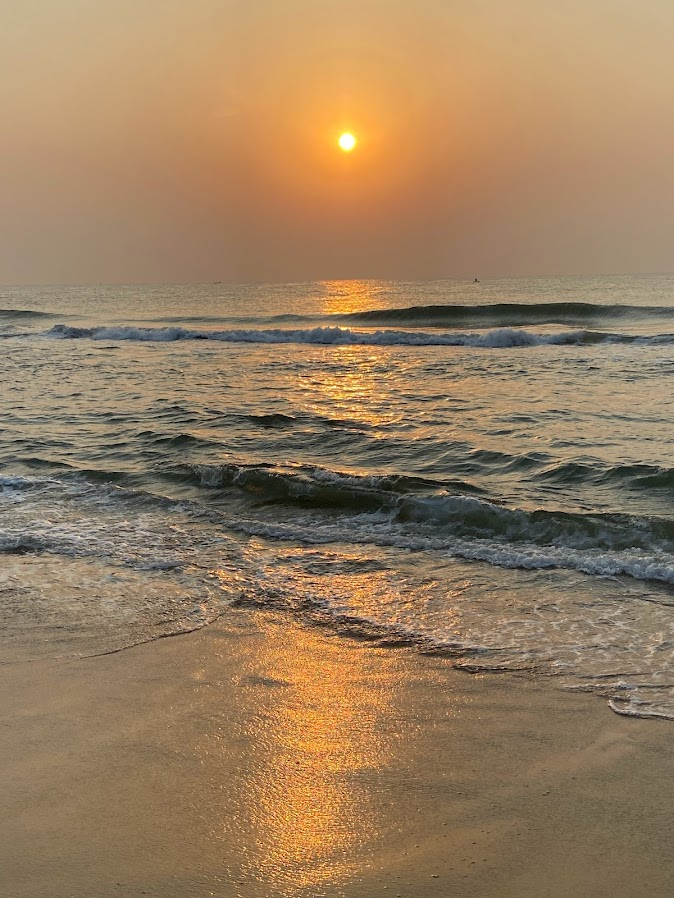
[{"left": 238, "top": 618, "right": 398, "bottom": 894}]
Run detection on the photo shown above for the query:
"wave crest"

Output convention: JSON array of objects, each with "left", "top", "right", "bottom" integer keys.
[
  {"left": 336, "top": 301, "right": 674, "bottom": 328},
  {"left": 46, "top": 323, "right": 630, "bottom": 348}
]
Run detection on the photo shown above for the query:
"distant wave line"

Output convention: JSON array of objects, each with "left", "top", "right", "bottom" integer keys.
[
  {"left": 6, "top": 299, "right": 674, "bottom": 330},
  {"left": 0, "top": 308, "right": 59, "bottom": 319},
  {"left": 96, "top": 301, "right": 674, "bottom": 330},
  {"left": 333, "top": 301, "right": 674, "bottom": 328}
]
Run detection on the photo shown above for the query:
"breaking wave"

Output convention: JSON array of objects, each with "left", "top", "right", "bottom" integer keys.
[
  {"left": 43, "top": 322, "right": 669, "bottom": 348},
  {"left": 156, "top": 462, "right": 674, "bottom": 587},
  {"left": 7, "top": 466, "right": 674, "bottom": 588}
]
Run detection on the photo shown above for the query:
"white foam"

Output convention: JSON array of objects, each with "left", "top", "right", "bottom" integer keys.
[
  {"left": 46, "top": 323, "right": 597, "bottom": 349},
  {"left": 221, "top": 512, "right": 674, "bottom": 587}
]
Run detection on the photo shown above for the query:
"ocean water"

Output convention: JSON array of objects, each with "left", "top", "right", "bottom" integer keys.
[{"left": 2, "top": 275, "right": 674, "bottom": 718}]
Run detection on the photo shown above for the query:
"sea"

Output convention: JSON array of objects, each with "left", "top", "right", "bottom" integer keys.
[{"left": 2, "top": 274, "right": 674, "bottom": 719}]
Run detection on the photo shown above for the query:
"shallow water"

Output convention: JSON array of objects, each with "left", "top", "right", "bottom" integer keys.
[{"left": 2, "top": 275, "right": 674, "bottom": 717}]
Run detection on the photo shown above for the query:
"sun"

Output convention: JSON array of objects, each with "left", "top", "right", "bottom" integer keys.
[{"left": 338, "top": 132, "right": 357, "bottom": 152}]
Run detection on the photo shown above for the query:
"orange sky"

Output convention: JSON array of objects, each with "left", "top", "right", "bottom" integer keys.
[{"left": 2, "top": 0, "right": 674, "bottom": 284}]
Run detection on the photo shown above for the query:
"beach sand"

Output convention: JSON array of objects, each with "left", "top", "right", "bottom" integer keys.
[{"left": 2, "top": 609, "right": 674, "bottom": 898}]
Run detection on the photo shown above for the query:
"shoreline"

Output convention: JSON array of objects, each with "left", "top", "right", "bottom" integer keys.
[{"left": 2, "top": 609, "right": 674, "bottom": 897}]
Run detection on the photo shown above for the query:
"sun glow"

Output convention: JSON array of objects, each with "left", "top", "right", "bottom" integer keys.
[{"left": 338, "top": 132, "right": 357, "bottom": 152}]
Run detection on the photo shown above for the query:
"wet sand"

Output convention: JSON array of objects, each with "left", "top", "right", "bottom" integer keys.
[{"left": 2, "top": 608, "right": 674, "bottom": 898}]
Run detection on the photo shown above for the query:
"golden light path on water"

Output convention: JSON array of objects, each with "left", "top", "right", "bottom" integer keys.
[
  {"left": 319, "top": 279, "right": 387, "bottom": 317},
  {"left": 304, "top": 279, "right": 403, "bottom": 431}
]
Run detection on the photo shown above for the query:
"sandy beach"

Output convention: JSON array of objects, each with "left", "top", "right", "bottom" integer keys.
[{"left": 2, "top": 609, "right": 673, "bottom": 898}]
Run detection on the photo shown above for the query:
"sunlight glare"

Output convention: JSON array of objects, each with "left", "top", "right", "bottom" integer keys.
[{"left": 338, "top": 132, "right": 357, "bottom": 152}]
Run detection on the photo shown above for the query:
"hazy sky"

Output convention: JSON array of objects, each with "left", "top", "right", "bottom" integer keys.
[{"left": 2, "top": 0, "right": 674, "bottom": 284}]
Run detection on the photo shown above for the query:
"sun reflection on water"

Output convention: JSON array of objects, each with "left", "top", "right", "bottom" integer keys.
[
  {"left": 302, "top": 345, "right": 403, "bottom": 431},
  {"left": 319, "top": 279, "right": 389, "bottom": 317}
]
